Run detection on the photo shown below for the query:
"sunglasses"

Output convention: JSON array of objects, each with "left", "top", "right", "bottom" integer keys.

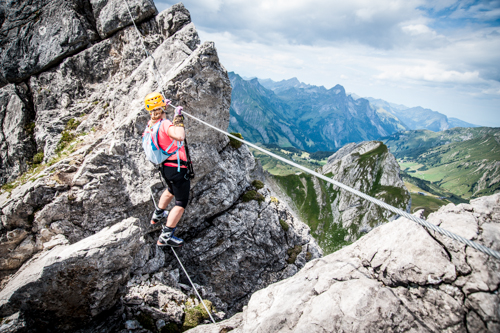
[{"left": 149, "top": 107, "right": 165, "bottom": 114}]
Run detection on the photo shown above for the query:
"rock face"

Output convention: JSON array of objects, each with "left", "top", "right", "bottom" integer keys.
[
  {"left": 0, "top": 218, "right": 143, "bottom": 331},
  {"left": 190, "top": 193, "right": 500, "bottom": 333},
  {"left": 0, "top": 83, "right": 36, "bottom": 184},
  {"left": 0, "top": 0, "right": 159, "bottom": 86},
  {"left": 90, "top": 0, "right": 157, "bottom": 38},
  {"left": 0, "top": 2, "right": 321, "bottom": 330},
  {"left": 167, "top": 180, "right": 322, "bottom": 315},
  {"left": 0, "top": 0, "right": 99, "bottom": 86},
  {"left": 0, "top": 2, "right": 202, "bottom": 276},
  {"left": 274, "top": 140, "right": 410, "bottom": 255},
  {"left": 321, "top": 141, "right": 410, "bottom": 233}
]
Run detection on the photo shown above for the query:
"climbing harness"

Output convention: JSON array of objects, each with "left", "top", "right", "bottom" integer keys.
[
  {"left": 125, "top": 0, "right": 500, "bottom": 261},
  {"left": 182, "top": 136, "right": 195, "bottom": 180},
  {"left": 149, "top": 188, "right": 216, "bottom": 324},
  {"left": 143, "top": 119, "right": 184, "bottom": 171}
]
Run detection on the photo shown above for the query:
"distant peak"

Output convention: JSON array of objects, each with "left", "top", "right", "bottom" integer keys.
[
  {"left": 228, "top": 71, "right": 241, "bottom": 80},
  {"left": 330, "top": 84, "right": 346, "bottom": 95},
  {"left": 285, "top": 77, "right": 301, "bottom": 84}
]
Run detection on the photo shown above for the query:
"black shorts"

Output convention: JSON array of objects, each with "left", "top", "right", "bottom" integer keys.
[{"left": 161, "top": 165, "right": 190, "bottom": 206}]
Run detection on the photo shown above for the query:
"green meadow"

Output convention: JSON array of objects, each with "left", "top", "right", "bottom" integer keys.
[{"left": 385, "top": 128, "right": 500, "bottom": 200}]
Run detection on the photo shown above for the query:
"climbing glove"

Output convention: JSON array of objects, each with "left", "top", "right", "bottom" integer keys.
[{"left": 173, "top": 106, "right": 184, "bottom": 127}]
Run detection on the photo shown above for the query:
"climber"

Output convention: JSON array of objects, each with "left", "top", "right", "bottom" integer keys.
[{"left": 143, "top": 92, "right": 189, "bottom": 247}]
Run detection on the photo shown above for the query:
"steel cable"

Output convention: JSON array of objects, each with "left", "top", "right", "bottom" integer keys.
[
  {"left": 180, "top": 110, "right": 500, "bottom": 261},
  {"left": 149, "top": 186, "right": 216, "bottom": 324},
  {"left": 125, "top": 0, "right": 500, "bottom": 263}
]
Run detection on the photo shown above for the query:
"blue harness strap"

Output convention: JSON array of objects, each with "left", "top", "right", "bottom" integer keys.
[{"left": 153, "top": 120, "right": 184, "bottom": 172}]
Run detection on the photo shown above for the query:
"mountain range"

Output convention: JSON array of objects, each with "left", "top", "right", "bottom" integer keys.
[
  {"left": 362, "top": 96, "right": 479, "bottom": 132},
  {"left": 229, "top": 73, "right": 479, "bottom": 152},
  {"left": 229, "top": 73, "right": 406, "bottom": 152},
  {"left": 382, "top": 127, "right": 500, "bottom": 199}
]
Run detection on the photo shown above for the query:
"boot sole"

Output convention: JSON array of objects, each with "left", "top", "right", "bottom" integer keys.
[{"left": 157, "top": 240, "right": 183, "bottom": 247}]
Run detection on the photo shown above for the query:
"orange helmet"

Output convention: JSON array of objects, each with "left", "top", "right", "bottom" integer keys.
[{"left": 144, "top": 92, "right": 166, "bottom": 111}]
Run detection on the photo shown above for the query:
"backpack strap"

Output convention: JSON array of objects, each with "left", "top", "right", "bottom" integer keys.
[{"left": 152, "top": 120, "right": 183, "bottom": 172}]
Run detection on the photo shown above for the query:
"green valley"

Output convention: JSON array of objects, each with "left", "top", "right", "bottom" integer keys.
[
  {"left": 383, "top": 127, "right": 500, "bottom": 200},
  {"left": 249, "top": 144, "right": 329, "bottom": 176},
  {"left": 270, "top": 142, "right": 410, "bottom": 255},
  {"left": 409, "top": 193, "right": 449, "bottom": 218},
  {"left": 274, "top": 172, "right": 351, "bottom": 254}
]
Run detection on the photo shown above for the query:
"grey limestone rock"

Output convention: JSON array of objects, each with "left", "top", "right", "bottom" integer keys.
[
  {"left": 0, "top": 83, "right": 37, "bottom": 185},
  {"left": 0, "top": 2, "right": 320, "bottom": 330},
  {"left": 0, "top": 0, "right": 99, "bottom": 86},
  {"left": 0, "top": 312, "right": 27, "bottom": 333},
  {"left": 0, "top": 217, "right": 143, "bottom": 331},
  {"left": 192, "top": 193, "right": 500, "bottom": 332},
  {"left": 118, "top": 269, "right": 230, "bottom": 332},
  {"left": 322, "top": 140, "right": 410, "bottom": 239},
  {"left": 30, "top": 6, "right": 198, "bottom": 160},
  {"left": 90, "top": 0, "right": 157, "bottom": 38},
  {"left": 0, "top": 5, "right": 215, "bottom": 274},
  {"left": 168, "top": 177, "right": 322, "bottom": 316}
]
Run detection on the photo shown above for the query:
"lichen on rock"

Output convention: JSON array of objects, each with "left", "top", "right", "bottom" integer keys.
[{"left": 182, "top": 299, "right": 214, "bottom": 331}]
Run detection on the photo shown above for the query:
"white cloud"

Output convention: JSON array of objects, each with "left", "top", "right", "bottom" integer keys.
[
  {"left": 376, "top": 63, "right": 483, "bottom": 84},
  {"left": 157, "top": 0, "right": 428, "bottom": 48},
  {"left": 449, "top": 0, "right": 500, "bottom": 21},
  {"left": 401, "top": 24, "right": 435, "bottom": 36},
  {"left": 155, "top": 0, "right": 500, "bottom": 126}
]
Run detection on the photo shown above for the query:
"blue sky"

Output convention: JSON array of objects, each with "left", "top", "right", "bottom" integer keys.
[{"left": 154, "top": 0, "right": 500, "bottom": 127}]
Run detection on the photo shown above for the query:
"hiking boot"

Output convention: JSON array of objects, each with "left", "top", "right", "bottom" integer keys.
[
  {"left": 151, "top": 209, "right": 169, "bottom": 225},
  {"left": 157, "top": 226, "right": 184, "bottom": 247}
]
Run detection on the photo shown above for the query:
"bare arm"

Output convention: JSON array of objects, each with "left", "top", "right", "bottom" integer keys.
[{"left": 167, "top": 125, "right": 185, "bottom": 141}]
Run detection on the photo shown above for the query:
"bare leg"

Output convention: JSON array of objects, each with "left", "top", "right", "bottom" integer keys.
[
  {"left": 158, "top": 190, "right": 174, "bottom": 209},
  {"left": 166, "top": 206, "right": 185, "bottom": 228},
  {"left": 158, "top": 190, "right": 185, "bottom": 228}
]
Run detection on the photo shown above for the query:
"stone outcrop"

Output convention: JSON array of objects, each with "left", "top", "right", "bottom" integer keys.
[
  {"left": 0, "top": 90, "right": 38, "bottom": 186},
  {"left": 0, "top": 0, "right": 98, "bottom": 86},
  {"left": 166, "top": 182, "right": 322, "bottom": 315},
  {"left": 190, "top": 193, "right": 500, "bottom": 333},
  {"left": 0, "top": 0, "right": 160, "bottom": 87},
  {"left": 0, "top": 218, "right": 143, "bottom": 331},
  {"left": 0, "top": 84, "right": 36, "bottom": 184},
  {"left": 0, "top": 2, "right": 321, "bottom": 330},
  {"left": 273, "top": 140, "right": 410, "bottom": 254},
  {"left": 90, "top": 0, "right": 157, "bottom": 38},
  {"left": 322, "top": 141, "right": 410, "bottom": 235},
  {"left": 0, "top": 3, "right": 201, "bottom": 276}
]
